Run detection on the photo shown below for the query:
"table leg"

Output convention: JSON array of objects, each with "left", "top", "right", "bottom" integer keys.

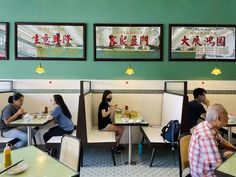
[
  {"left": 128, "top": 126, "right": 132, "bottom": 164},
  {"left": 125, "top": 126, "right": 136, "bottom": 165},
  {"left": 27, "top": 126, "right": 32, "bottom": 146},
  {"left": 228, "top": 127, "right": 232, "bottom": 142}
]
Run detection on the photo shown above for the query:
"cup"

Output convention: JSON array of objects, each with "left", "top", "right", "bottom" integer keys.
[
  {"left": 44, "top": 106, "right": 48, "bottom": 114},
  {"left": 228, "top": 114, "right": 235, "bottom": 123},
  {"left": 23, "top": 114, "right": 32, "bottom": 121}
]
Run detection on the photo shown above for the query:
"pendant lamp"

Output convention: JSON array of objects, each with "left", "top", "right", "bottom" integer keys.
[
  {"left": 35, "top": 62, "right": 45, "bottom": 74},
  {"left": 35, "top": 0, "right": 45, "bottom": 74},
  {"left": 126, "top": 65, "right": 135, "bottom": 75},
  {"left": 211, "top": 65, "right": 222, "bottom": 75}
]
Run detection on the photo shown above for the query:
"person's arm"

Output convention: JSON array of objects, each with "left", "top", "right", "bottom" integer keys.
[
  {"left": 46, "top": 114, "right": 54, "bottom": 121},
  {"left": 219, "top": 136, "right": 236, "bottom": 151},
  {"left": 101, "top": 104, "right": 117, "bottom": 118},
  {"left": 102, "top": 107, "right": 112, "bottom": 118},
  {"left": 200, "top": 136, "right": 223, "bottom": 169},
  {"left": 4, "top": 108, "right": 26, "bottom": 124}
]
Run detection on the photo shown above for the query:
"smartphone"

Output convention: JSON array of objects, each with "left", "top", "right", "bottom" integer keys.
[{"left": 199, "top": 95, "right": 205, "bottom": 103}]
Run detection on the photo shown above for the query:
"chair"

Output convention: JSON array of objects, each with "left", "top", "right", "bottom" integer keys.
[
  {"left": 178, "top": 132, "right": 191, "bottom": 177},
  {"left": 59, "top": 135, "right": 82, "bottom": 174}
]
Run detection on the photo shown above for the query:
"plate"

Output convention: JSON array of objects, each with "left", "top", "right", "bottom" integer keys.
[
  {"left": 6, "top": 163, "right": 27, "bottom": 175},
  {"left": 115, "top": 109, "right": 122, "bottom": 113},
  {"left": 122, "top": 118, "right": 129, "bottom": 122}
]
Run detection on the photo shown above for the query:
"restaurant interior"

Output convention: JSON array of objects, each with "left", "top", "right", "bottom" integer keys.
[{"left": 1, "top": 0, "right": 236, "bottom": 176}]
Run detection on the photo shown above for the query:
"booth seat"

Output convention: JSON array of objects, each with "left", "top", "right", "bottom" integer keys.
[{"left": 141, "top": 92, "right": 186, "bottom": 167}]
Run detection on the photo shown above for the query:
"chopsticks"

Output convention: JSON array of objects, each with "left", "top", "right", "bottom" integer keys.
[{"left": 0, "top": 159, "right": 24, "bottom": 174}]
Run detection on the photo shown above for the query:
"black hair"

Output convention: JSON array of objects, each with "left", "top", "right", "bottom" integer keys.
[
  {"left": 8, "top": 96, "right": 13, "bottom": 103},
  {"left": 53, "top": 94, "right": 72, "bottom": 119},
  {"left": 102, "top": 90, "right": 112, "bottom": 101},
  {"left": 8, "top": 93, "right": 24, "bottom": 103},
  {"left": 193, "top": 88, "right": 207, "bottom": 99}
]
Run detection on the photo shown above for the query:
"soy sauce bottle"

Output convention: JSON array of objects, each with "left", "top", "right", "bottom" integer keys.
[{"left": 3, "top": 144, "right": 12, "bottom": 168}]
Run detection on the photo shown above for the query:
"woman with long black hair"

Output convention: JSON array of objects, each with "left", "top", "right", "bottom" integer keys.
[
  {"left": 98, "top": 90, "right": 124, "bottom": 154},
  {"left": 43, "top": 94, "right": 74, "bottom": 143}
]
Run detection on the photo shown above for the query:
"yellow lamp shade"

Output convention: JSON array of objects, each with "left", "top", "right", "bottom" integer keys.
[
  {"left": 126, "top": 66, "right": 135, "bottom": 75},
  {"left": 35, "top": 63, "right": 45, "bottom": 74},
  {"left": 211, "top": 66, "right": 222, "bottom": 75}
]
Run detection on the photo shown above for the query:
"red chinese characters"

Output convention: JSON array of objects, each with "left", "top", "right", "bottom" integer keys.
[
  {"left": 180, "top": 35, "right": 226, "bottom": 47},
  {"left": 32, "top": 33, "right": 73, "bottom": 47},
  {"left": 108, "top": 35, "right": 149, "bottom": 47}
]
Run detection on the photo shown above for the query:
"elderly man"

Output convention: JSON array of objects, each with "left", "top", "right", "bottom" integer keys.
[{"left": 189, "top": 103, "right": 236, "bottom": 177}]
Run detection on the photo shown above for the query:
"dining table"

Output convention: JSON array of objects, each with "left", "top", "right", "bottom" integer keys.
[
  {"left": 225, "top": 120, "right": 236, "bottom": 142},
  {"left": 0, "top": 146, "right": 79, "bottom": 177},
  {"left": 215, "top": 151, "right": 236, "bottom": 177},
  {"left": 9, "top": 113, "right": 49, "bottom": 146},
  {"left": 114, "top": 111, "right": 149, "bottom": 165}
]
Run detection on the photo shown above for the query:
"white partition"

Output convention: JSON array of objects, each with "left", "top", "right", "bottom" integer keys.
[
  {"left": 161, "top": 92, "right": 184, "bottom": 125},
  {"left": 0, "top": 92, "right": 13, "bottom": 111},
  {"left": 85, "top": 93, "right": 93, "bottom": 136}
]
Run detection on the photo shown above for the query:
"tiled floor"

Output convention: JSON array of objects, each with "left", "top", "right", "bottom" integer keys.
[{"left": 80, "top": 144, "right": 180, "bottom": 177}]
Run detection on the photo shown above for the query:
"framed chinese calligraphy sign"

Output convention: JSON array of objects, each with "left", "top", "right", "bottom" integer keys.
[
  {"left": 169, "top": 24, "right": 236, "bottom": 61},
  {"left": 0, "top": 22, "right": 9, "bottom": 60},
  {"left": 94, "top": 24, "right": 163, "bottom": 61},
  {"left": 15, "top": 22, "right": 86, "bottom": 60}
]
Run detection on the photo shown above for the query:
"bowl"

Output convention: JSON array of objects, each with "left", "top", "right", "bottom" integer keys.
[{"left": 130, "top": 111, "right": 138, "bottom": 117}]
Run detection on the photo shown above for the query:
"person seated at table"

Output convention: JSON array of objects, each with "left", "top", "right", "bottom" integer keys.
[
  {"left": 0, "top": 93, "right": 36, "bottom": 148},
  {"left": 43, "top": 94, "right": 74, "bottom": 143},
  {"left": 98, "top": 90, "right": 124, "bottom": 154},
  {"left": 188, "top": 88, "right": 210, "bottom": 130},
  {"left": 189, "top": 103, "right": 236, "bottom": 177}
]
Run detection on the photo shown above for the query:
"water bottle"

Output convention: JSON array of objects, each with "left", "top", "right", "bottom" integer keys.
[
  {"left": 138, "top": 143, "right": 143, "bottom": 156},
  {"left": 3, "top": 144, "right": 12, "bottom": 168}
]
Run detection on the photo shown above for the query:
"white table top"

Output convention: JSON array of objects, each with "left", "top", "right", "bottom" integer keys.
[
  {"left": 0, "top": 146, "right": 78, "bottom": 177},
  {"left": 215, "top": 152, "right": 236, "bottom": 177},
  {"left": 9, "top": 113, "right": 49, "bottom": 126}
]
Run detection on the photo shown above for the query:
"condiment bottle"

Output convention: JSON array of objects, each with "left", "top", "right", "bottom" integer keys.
[
  {"left": 3, "top": 144, "right": 12, "bottom": 168},
  {"left": 138, "top": 143, "right": 143, "bottom": 156},
  {"left": 124, "top": 105, "right": 130, "bottom": 118},
  {"left": 44, "top": 106, "right": 48, "bottom": 114}
]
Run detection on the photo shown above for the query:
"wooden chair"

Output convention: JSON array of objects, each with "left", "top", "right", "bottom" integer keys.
[
  {"left": 59, "top": 135, "right": 82, "bottom": 174},
  {"left": 178, "top": 132, "right": 191, "bottom": 177}
]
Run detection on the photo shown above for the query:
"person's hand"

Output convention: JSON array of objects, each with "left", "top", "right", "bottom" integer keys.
[
  {"left": 108, "top": 106, "right": 115, "bottom": 113},
  {"left": 16, "top": 108, "right": 26, "bottom": 116},
  {"left": 46, "top": 114, "right": 54, "bottom": 121},
  {"left": 223, "top": 150, "right": 234, "bottom": 159},
  {"left": 199, "top": 96, "right": 210, "bottom": 107},
  {"left": 202, "top": 97, "right": 210, "bottom": 107}
]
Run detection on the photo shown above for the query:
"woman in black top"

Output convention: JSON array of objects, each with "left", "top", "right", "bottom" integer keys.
[{"left": 98, "top": 90, "right": 124, "bottom": 153}]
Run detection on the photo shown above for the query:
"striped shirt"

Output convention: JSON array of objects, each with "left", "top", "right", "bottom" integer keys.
[{"left": 189, "top": 121, "right": 223, "bottom": 177}]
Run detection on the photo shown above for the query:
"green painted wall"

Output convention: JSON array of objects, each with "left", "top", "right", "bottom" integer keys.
[{"left": 0, "top": 0, "right": 236, "bottom": 80}]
